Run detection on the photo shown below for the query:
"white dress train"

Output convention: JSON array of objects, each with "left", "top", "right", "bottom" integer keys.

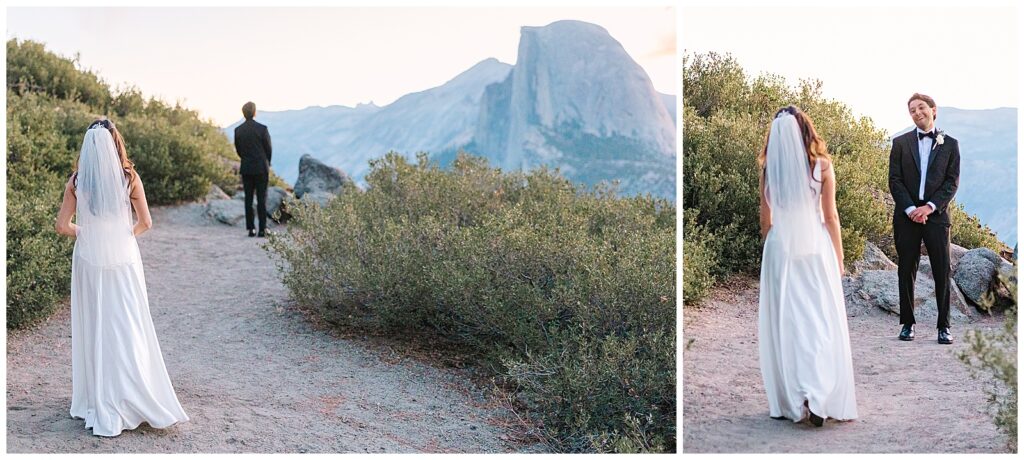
[
  {"left": 69, "top": 198, "right": 188, "bottom": 437},
  {"left": 758, "top": 161, "right": 858, "bottom": 422}
]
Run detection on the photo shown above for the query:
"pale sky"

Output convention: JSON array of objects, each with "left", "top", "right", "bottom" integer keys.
[
  {"left": 683, "top": 5, "right": 1019, "bottom": 135},
  {"left": 7, "top": 6, "right": 677, "bottom": 127}
]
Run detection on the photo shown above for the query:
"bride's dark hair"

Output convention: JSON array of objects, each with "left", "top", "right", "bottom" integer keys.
[{"left": 757, "top": 105, "right": 831, "bottom": 182}]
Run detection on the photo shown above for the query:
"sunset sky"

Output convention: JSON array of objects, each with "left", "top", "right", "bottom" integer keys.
[
  {"left": 683, "top": 3, "right": 1019, "bottom": 134},
  {"left": 7, "top": 6, "right": 677, "bottom": 127}
]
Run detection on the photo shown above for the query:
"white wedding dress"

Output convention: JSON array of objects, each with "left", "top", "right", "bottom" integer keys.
[
  {"left": 69, "top": 127, "right": 188, "bottom": 437},
  {"left": 758, "top": 114, "right": 857, "bottom": 423}
]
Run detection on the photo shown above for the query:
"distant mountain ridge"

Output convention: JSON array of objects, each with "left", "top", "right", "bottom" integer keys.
[
  {"left": 226, "top": 58, "right": 512, "bottom": 184},
  {"left": 894, "top": 106, "right": 1017, "bottom": 245},
  {"left": 225, "top": 20, "right": 677, "bottom": 200}
]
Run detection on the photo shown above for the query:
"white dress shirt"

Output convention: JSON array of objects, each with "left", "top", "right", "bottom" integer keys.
[{"left": 905, "top": 127, "right": 938, "bottom": 217}]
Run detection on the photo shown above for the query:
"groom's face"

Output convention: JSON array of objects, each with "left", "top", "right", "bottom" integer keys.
[{"left": 908, "top": 99, "right": 936, "bottom": 131}]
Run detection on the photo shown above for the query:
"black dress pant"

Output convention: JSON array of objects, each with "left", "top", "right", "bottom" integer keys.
[
  {"left": 893, "top": 208, "right": 952, "bottom": 329},
  {"left": 242, "top": 173, "right": 269, "bottom": 232}
]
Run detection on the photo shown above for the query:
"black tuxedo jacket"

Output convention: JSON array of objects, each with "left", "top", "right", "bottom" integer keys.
[
  {"left": 234, "top": 119, "right": 272, "bottom": 175},
  {"left": 888, "top": 129, "right": 960, "bottom": 225}
]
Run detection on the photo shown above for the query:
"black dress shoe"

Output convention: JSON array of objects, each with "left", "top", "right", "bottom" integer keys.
[
  {"left": 938, "top": 327, "right": 953, "bottom": 345},
  {"left": 809, "top": 411, "right": 824, "bottom": 427},
  {"left": 899, "top": 324, "right": 915, "bottom": 341},
  {"left": 257, "top": 229, "right": 267, "bottom": 238},
  {"left": 248, "top": 229, "right": 256, "bottom": 237}
]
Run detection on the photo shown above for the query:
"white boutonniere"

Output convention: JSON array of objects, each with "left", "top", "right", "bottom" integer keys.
[{"left": 933, "top": 130, "right": 945, "bottom": 150}]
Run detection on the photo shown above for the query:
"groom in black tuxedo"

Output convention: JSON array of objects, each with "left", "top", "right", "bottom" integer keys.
[
  {"left": 234, "top": 101, "right": 272, "bottom": 237},
  {"left": 888, "top": 93, "right": 960, "bottom": 344}
]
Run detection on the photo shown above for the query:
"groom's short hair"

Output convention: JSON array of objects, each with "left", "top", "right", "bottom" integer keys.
[
  {"left": 907, "top": 93, "right": 937, "bottom": 120},
  {"left": 242, "top": 102, "right": 256, "bottom": 120}
]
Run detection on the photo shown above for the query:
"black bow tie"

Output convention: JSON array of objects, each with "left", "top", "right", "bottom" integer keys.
[{"left": 918, "top": 131, "right": 936, "bottom": 140}]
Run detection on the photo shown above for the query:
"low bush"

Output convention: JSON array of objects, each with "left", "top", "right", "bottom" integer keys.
[
  {"left": 958, "top": 270, "right": 1018, "bottom": 452},
  {"left": 266, "top": 152, "right": 676, "bottom": 452}
]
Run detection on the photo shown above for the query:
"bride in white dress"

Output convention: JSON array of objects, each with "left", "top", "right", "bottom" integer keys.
[
  {"left": 55, "top": 119, "right": 188, "bottom": 437},
  {"left": 757, "top": 106, "right": 857, "bottom": 427}
]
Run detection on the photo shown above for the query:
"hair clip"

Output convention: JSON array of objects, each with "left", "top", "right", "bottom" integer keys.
[
  {"left": 774, "top": 106, "right": 797, "bottom": 119},
  {"left": 88, "top": 119, "right": 113, "bottom": 131}
]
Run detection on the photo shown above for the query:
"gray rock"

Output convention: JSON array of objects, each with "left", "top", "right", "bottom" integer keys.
[
  {"left": 915, "top": 262, "right": 972, "bottom": 318},
  {"left": 919, "top": 259, "right": 932, "bottom": 276},
  {"left": 301, "top": 191, "right": 335, "bottom": 207},
  {"left": 992, "top": 256, "right": 1016, "bottom": 310},
  {"left": 950, "top": 280, "right": 972, "bottom": 318},
  {"left": 206, "top": 184, "right": 230, "bottom": 201},
  {"left": 294, "top": 154, "right": 353, "bottom": 198},
  {"left": 205, "top": 199, "right": 246, "bottom": 226},
  {"left": 974, "top": 247, "right": 1004, "bottom": 266},
  {"left": 841, "top": 275, "right": 872, "bottom": 318},
  {"left": 266, "top": 186, "right": 290, "bottom": 219},
  {"left": 953, "top": 249, "right": 999, "bottom": 306},
  {"left": 905, "top": 245, "right": 964, "bottom": 277},
  {"left": 845, "top": 269, "right": 972, "bottom": 325},
  {"left": 854, "top": 241, "right": 897, "bottom": 272},
  {"left": 998, "top": 259, "right": 1015, "bottom": 279},
  {"left": 950, "top": 244, "right": 968, "bottom": 269}
]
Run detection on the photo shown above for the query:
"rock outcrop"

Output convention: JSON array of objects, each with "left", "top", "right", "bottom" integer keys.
[
  {"left": 845, "top": 269, "right": 973, "bottom": 325},
  {"left": 205, "top": 184, "right": 230, "bottom": 201},
  {"left": 207, "top": 184, "right": 294, "bottom": 226},
  {"left": 293, "top": 154, "right": 353, "bottom": 199},
  {"left": 206, "top": 199, "right": 245, "bottom": 226},
  {"left": 853, "top": 242, "right": 897, "bottom": 272},
  {"left": 953, "top": 248, "right": 1015, "bottom": 310},
  {"left": 845, "top": 243, "right": 1014, "bottom": 321}
]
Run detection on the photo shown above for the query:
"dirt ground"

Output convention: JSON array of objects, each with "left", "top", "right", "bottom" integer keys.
[
  {"left": 683, "top": 275, "right": 1013, "bottom": 453},
  {"left": 7, "top": 203, "right": 538, "bottom": 453}
]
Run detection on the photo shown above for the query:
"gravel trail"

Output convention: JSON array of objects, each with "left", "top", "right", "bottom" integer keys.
[
  {"left": 683, "top": 275, "right": 1012, "bottom": 453},
  {"left": 8, "top": 204, "right": 529, "bottom": 453}
]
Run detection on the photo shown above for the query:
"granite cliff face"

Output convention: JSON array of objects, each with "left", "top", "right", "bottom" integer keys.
[{"left": 473, "top": 20, "right": 675, "bottom": 198}]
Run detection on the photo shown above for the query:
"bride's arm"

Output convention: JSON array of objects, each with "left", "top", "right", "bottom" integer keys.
[
  {"left": 820, "top": 159, "right": 845, "bottom": 275},
  {"left": 759, "top": 169, "right": 771, "bottom": 239},
  {"left": 129, "top": 173, "right": 153, "bottom": 236},
  {"left": 55, "top": 176, "right": 79, "bottom": 237}
]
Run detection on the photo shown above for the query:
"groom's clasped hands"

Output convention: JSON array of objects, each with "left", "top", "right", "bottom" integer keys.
[{"left": 908, "top": 204, "right": 933, "bottom": 224}]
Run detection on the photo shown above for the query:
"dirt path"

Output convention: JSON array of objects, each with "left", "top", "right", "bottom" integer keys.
[
  {"left": 683, "top": 275, "right": 1012, "bottom": 453},
  {"left": 7, "top": 204, "right": 531, "bottom": 453}
]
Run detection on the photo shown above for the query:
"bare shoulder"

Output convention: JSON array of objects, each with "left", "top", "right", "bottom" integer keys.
[
  {"left": 128, "top": 170, "right": 146, "bottom": 198},
  {"left": 818, "top": 157, "right": 833, "bottom": 173}
]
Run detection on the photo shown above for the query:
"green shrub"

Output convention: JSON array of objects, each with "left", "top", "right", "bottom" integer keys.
[
  {"left": 6, "top": 185, "right": 74, "bottom": 329},
  {"left": 958, "top": 269, "right": 1017, "bottom": 452},
  {"left": 6, "top": 90, "right": 80, "bottom": 329},
  {"left": 7, "top": 39, "right": 238, "bottom": 328},
  {"left": 7, "top": 38, "right": 111, "bottom": 108},
  {"left": 682, "top": 106, "right": 763, "bottom": 274},
  {"left": 266, "top": 152, "right": 676, "bottom": 452},
  {"left": 682, "top": 208, "right": 717, "bottom": 305},
  {"left": 950, "top": 202, "right": 1005, "bottom": 253}
]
